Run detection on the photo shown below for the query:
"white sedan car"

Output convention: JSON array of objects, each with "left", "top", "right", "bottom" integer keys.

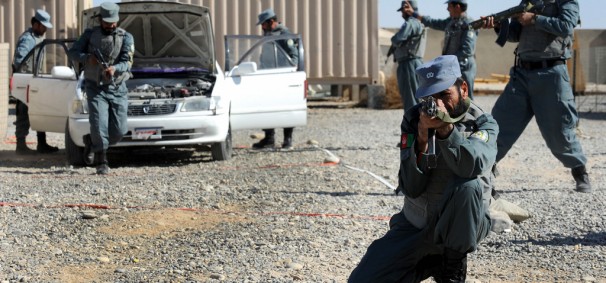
[{"left": 10, "top": 1, "right": 307, "bottom": 165}]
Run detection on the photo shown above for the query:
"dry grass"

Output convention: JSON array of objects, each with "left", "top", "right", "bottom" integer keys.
[{"left": 384, "top": 74, "right": 404, "bottom": 109}]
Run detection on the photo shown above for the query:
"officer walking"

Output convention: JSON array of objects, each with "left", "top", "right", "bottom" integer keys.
[
  {"left": 12, "top": 9, "right": 59, "bottom": 154},
  {"left": 481, "top": 0, "right": 591, "bottom": 193},
  {"left": 390, "top": 0, "right": 426, "bottom": 111},
  {"left": 349, "top": 55, "right": 497, "bottom": 282},
  {"left": 252, "top": 8, "right": 299, "bottom": 150},
  {"left": 404, "top": 0, "right": 478, "bottom": 99},
  {"left": 68, "top": 2, "right": 134, "bottom": 174}
]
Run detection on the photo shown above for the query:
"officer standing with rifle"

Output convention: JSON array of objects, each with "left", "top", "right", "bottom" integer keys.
[
  {"left": 404, "top": 0, "right": 478, "bottom": 100},
  {"left": 388, "top": 0, "right": 426, "bottom": 112},
  {"left": 349, "top": 55, "right": 498, "bottom": 282},
  {"left": 68, "top": 2, "right": 134, "bottom": 175},
  {"left": 480, "top": 0, "right": 591, "bottom": 193}
]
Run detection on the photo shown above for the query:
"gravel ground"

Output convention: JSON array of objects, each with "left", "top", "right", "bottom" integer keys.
[{"left": 0, "top": 94, "right": 604, "bottom": 283}]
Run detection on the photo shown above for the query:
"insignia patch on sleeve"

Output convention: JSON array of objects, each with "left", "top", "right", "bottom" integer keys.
[
  {"left": 470, "top": 130, "right": 489, "bottom": 142},
  {"left": 401, "top": 133, "right": 415, "bottom": 149}
]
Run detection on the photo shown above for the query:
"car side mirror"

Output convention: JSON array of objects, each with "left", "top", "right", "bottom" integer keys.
[
  {"left": 51, "top": 66, "right": 76, "bottom": 80},
  {"left": 230, "top": 62, "right": 257, "bottom": 76}
]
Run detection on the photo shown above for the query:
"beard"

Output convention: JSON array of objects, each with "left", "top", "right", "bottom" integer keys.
[
  {"left": 449, "top": 91, "right": 468, "bottom": 118},
  {"left": 102, "top": 26, "right": 116, "bottom": 35}
]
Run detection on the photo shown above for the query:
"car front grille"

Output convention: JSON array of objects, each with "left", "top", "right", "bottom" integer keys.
[{"left": 128, "top": 104, "right": 177, "bottom": 116}]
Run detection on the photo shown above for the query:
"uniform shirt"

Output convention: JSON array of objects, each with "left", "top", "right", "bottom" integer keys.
[
  {"left": 504, "top": 0, "right": 578, "bottom": 60},
  {"left": 68, "top": 27, "right": 135, "bottom": 85},
  {"left": 12, "top": 28, "right": 44, "bottom": 72},
  {"left": 398, "top": 101, "right": 498, "bottom": 229},
  {"left": 261, "top": 23, "right": 298, "bottom": 68},
  {"left": 421, "top": 14, "right": 477, "bottom": 61},
  {"left": 391, "top": 16, "right": 425, "bottom": 61}
]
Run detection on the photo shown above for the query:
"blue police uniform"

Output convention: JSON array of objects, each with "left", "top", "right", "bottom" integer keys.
[
  {"left": 254, "top": 8, "right": 298, "bottom": 150},
  {"left": 67, "top": 2, "right": 134, "bottom": 174},
  {"left": 420, "top": 0, "right": 477, "bottom": 99},
  {"left": 392, "top": 0, "right": 425, "bottom": 111},
  {"left": 491, "top": 0, "right": 591, "bottom": 192},
  {"left": 13, "top": 27, "right": 43, "bottom": 143},
  {"left": 12, "top": 9, "right": 58, "bottom": 154},
  {"left": 349, "top": 55, "right": 497, "bottom": 283}
]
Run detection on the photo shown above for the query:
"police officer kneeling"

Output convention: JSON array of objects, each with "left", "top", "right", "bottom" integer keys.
[{"left": 348, "top": 55, "right": 497, "bottom": 283}]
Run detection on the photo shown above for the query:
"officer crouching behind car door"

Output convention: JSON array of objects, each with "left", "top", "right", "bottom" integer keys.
[
  {"left": 349, "top": 55, "right": 497, "bottom": 283},
  {"left": 68, "top": 2, "right": 134, "bottom": 175}
]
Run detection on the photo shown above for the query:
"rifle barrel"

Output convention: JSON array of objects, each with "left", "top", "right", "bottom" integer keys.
[{"left": 468, "top": 3, "right": 531, "bottom": 30}]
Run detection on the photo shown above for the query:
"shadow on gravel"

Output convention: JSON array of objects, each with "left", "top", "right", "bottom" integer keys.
[
  {"left": 578, "top": 111, "right": 606, "bottom": 121},
  {"left": 106, "top": 147, "right": 214, "bottom": 167},
  {"left": 276, "top": 190, "right": 393, "bottom": 197},
  {"left": 511, "top": 231, "right": 606, "bottom": 247},
  {"left": 0, "top": 147, "right": 218, "bottom": 169}
]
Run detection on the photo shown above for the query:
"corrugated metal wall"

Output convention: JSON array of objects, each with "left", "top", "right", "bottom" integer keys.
[
  {"left": 1, "top": 0, "right": 93, "bottom": 51},
  {"left": 122, "top": 0, "right": 380, "bottom": 86},
  {"left": 0, "top": 44, "right": 8, "bottom": 138}
]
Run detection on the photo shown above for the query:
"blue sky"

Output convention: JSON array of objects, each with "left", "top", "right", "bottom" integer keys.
[{"left": 93, "top": 0, "right": 603, "bottom": 30}]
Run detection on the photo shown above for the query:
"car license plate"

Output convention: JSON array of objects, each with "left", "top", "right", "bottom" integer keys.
[{"left": 133, "top": 128, "right": 162, "bottom": 140}]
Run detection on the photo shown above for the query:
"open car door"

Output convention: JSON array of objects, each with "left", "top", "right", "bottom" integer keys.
[
  {"left": 224, "top": 34, "right": 307, "bottom": 131},
  {"left": 20, "top": 40, "right": 77, "bottom": 133}
]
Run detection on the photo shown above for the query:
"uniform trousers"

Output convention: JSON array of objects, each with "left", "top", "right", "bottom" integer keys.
[
  {"left": 348, "top": 178, "right": 491, "bottom": 283},
  {"left": 86, "top": 82, "right": 128, "bottom": 153},
  {"left": 491, "top": 63, "right": 587, "bottom": 168},
  {"left": 396, "top": 58, "right": 423, "bottom": 111}
]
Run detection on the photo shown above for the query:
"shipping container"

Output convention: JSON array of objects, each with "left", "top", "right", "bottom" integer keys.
[
  {"left": 121, "top": 0, "right": 381, "bottom": 87},
  {"left": 1, "top": 0, "right": 93, "bottom": 49}
]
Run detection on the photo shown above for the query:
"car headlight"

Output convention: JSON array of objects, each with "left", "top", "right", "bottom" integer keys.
[
  {"left": 181, "top": 98, "right": 211, "bottom": 112},
  {"left": 71, "top": 99, "right": 88, "bottom": 114}
]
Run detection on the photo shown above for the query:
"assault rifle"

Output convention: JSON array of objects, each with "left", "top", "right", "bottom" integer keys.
[
  {"left": 92, "top": 48, "right": 116, "bottom": 87},
  {"left": 420, "top": 97, "right": 438, "bottom": 168},
  {"left": 385, "top": 45, "right": 395, "bottom": 64},
  {"left": 468, "top": 0, "right": 545, "bottom": 46},
  {"left": 468, "top": 1, "right": 543, "bottom": 30}
]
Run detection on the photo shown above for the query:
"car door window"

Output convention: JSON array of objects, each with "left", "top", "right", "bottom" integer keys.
[
  {"left": 14, "top": 40, "right": 75, "bottom": 77},
  {"left": 225, "top": 35, "right": 302, "bottom": 73}
]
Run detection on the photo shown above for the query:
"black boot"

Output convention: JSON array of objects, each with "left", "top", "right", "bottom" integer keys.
[
  {"left": 95, "top": 151, "right": 109, "bottom": 175},
  {"left": 253, "top": 129, "right": 275, "bottom": 149},
  {"left": 16, "top": 137, "right": 35, "bottom": 155},
  {"left": 282, "top": 128, "right": 294, "bottom": 150},
  {"left": 36, "top": 132, "right": 59, "bottom": 153},
  {"left": 442, "top": 248, "right": 467, "bottom": 283},
  {"left": 572, "top": 166, "right": 591, "bottom": 193},
  {"left": 83, "top": 134, "right": 95, "bottom": 166}
]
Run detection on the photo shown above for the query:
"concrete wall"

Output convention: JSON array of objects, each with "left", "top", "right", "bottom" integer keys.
[{"left": 381, "top": 28, "right": 606, "bottom": 86}]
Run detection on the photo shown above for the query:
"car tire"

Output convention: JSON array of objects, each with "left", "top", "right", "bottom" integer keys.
[
  {"left": 211, "top": 126, "right": 232, "bottom": 161},
  {"left": 65, "top": 122, "right": 86, "bottom": 166}
]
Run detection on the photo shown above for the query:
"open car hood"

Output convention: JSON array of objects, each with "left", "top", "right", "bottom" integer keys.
[{"left": 82, "top": 1, "right": 215, "bottom": 74}]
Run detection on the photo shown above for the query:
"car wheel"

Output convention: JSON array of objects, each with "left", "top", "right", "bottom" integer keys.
[
  {"left": 65, "top": 122, "right": 86, "bottom": 166},
  {"left": 211, "top": 126, "right": 232, "bottom": 161}
]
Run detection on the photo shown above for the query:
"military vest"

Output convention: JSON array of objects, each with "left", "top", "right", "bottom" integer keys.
[
  {"left": 403, "top": 101, "right": 493, "bottom": 229},
  {"left": 517, "top": 0, "right": 573, "bottom": 60},
  {"left": 442, "top": 15, "right": 474, "bottom": 57},
  {"left": 84, "top": 27, "right": 127, "bottom": 85},
  {"left": 394, "top": 26, "right": 428, "bottom": 61}
]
